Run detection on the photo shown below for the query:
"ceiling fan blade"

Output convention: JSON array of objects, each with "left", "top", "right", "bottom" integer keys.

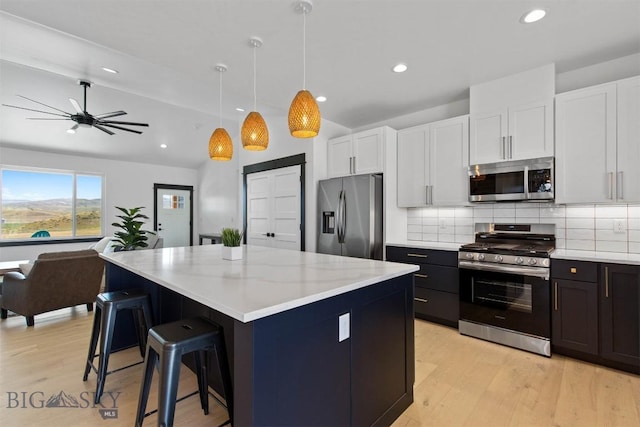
[
  {"left": 2, "top": 103, "right": 70, "bottom": 118},
  {"left": 96, "top": 110, "right": 127, "bottom": 119},
  {"left": 16, "top": 95, "right": 72, "bottom": 115},
  {"left": 100, "top": 120, "right": 149, "bottom": 127},
  {"left": 26, "top": 118, "right": 72, "bottom": 120},
  {"left": 100, "top": 123, "right": 143, "bottom": 134},
  {"left": 69, "top": 98, "right": 84, "bottom": 114},
  {"left": 93, "top": 124, "right": 115, "bottom": 135}
]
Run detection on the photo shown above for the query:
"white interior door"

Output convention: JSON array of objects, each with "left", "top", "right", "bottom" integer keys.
[
  {"left": 155, "top": 187, "right": 191, "bottom": 247},
  {"left": 246, "top": 165, "right": 301, "bottom": 250}
]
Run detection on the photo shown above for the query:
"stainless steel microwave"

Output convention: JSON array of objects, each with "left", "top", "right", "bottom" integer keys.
[{"left": 469, "top": 157, "right": 554, "bottom": 202}]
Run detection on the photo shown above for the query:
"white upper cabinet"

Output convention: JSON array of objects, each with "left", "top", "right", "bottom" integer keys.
[
  {"left": 327, "top": 127, "right": 386, "bottom": 178},
  {"left": 555, "top": 76, "right": 639, "bottom": 204},
  {"left": 616, "top": 76, "right": 640, "bottom": 203},
  {"left": 470, "top": 64, "right": 555, "bottom": 165},
  {"left": 397, "top": 115, "right": 469, "bottom": 207}
]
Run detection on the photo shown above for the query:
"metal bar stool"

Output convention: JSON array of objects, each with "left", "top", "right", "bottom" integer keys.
[
  {"left": 135, "top": 316, "right": 233, "bottom": 427},
  {"left": 82, "top": 289, "right": 153, "bottom": 404}
]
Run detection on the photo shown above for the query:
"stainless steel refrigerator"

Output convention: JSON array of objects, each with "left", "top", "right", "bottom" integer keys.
[{"left": 317, "top": 174, "right": 383, "bottom": 260}]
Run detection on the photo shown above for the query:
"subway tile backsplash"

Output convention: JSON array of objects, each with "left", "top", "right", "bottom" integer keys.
[{"left": 406, "top": 203, "right": 640, "bottom": 254}]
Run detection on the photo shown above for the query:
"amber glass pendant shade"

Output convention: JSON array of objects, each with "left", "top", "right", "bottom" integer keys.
[
  {"left": 288, "top": 89, "right": 321, "bottom": 138},
  {"left": 209, "top": 127, "right": 233, "bottom": 161},
  {"left": 241, "top": 111, "right": 269, "bottom": 151}
]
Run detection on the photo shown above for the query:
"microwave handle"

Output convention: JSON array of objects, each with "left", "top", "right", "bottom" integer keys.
[{"left": 524, "top": 166, "right": 530, "bottom": 198}]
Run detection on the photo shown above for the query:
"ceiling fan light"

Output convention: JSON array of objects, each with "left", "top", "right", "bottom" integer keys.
[
  {"left": 288, "top": 90, "right": 321, "bottom": 138},
  {"left": 242, "top": 111, "right": 269, "bottom": 151},
  {"left": 209, "top": 127, "right": 234, "bottom": 161}
]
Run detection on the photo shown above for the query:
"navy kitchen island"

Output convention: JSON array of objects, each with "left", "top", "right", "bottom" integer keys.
[{"left": 102, "top": 244, "right": 418, "bottom": 426}]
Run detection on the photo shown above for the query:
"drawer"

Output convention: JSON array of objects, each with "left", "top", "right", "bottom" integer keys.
[
  {"left": 414, "top": 287, "right": 459, "bottom": 325},
  {"left": 386, "top": 246, "right": 457, "bottom": 267},
  {"left": 552, "top": 259, "right": 598, "bottom": 282},
  {"left": 414, "top": 264, "right": 459, "bottom": 294}
]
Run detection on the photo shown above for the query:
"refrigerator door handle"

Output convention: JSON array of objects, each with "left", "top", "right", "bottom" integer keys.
[
  {"left": 336, "top": 190, "right": 344, "bottom": 243},
  {"left": 339, "top": 190, "right": 347, "bottom": 243}
]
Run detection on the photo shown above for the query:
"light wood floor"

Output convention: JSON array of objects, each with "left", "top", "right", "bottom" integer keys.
[{"left": 1, "top": 308, "right": 639, "bottom": 426}]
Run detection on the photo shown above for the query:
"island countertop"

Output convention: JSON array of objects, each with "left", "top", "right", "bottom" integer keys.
[{"left": 101, "top": 244, "right": 418, "bottom": 323}]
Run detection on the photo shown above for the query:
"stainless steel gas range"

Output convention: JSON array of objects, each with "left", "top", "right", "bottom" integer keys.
[{"left": 458, "top": 223, "right": 555, "bottom": 357}]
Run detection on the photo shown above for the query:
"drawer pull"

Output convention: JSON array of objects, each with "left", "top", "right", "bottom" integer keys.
[
  {"left": 407, "top": 253, "right": 428, "bottom": 258},
  {"left": 605, "top": 266, "right": 609, "bottom": 298},
  {"left": 414, "top": 273, "right": 429, "bottom": 278},
  {"left": 415, "top": 297, "right": 429, "bottom": 303},
  {"left": 554, "top": 282, "right": 558, "bottom": 311},
  {"left": 570, "top": 267, "right": 577, "bottom": 274}
]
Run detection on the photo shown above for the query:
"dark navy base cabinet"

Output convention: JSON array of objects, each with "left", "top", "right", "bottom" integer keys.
[{"left": 105, "top": 262, "right": 415, "bottom": 426}]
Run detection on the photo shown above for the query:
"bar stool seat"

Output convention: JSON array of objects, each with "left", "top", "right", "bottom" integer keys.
[
  {"left": 82, "top": 289, "right": 153, "bottom": 404},
  {"left": 135, "top": 316, "right": 233, "bottom": 427}
]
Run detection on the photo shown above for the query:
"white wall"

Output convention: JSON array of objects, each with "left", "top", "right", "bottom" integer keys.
[
  {"left": 0, "top": 146, "right": 197, "bottom": 260},
  {"left": 196, "top": 112, "right": 349, "bottom": 253}
]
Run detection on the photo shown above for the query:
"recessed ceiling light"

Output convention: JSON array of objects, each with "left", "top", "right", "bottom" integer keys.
[
  {"left": 101, "top": 67, "right": 119, "bottom": 74},
  {"left": 316, "top": 95, "right": 327, "bottom": 102},
  {"left": 235, "top": 107, "right": 245, "bottom": 112},
  {"left": 392, "top": 63, "right": 408, "bottom": 73},
  {"left": 520, "top": 9, "right": 546, "bottom": 24},
  {"left": 160, "top": 144, "right": 167, "bottom": 149}
]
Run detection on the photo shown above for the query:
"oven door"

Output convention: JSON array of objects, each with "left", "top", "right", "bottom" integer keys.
[{"left": 459, "top": 266, "right": 550, "bottom": 338}]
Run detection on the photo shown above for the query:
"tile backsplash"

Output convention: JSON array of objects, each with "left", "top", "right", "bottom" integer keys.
[{"left": 407, "top": 203, "right": 640, "bottom": 254}]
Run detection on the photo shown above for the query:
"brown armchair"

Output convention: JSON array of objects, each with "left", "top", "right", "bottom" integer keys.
[{"left": 0, "top": 249, "right": 105, "bottom": 326}]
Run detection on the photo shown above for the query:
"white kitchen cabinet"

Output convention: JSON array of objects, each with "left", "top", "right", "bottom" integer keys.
[
  {"left": 555, "top": 76, "right": 639, "bottom": 204},
  {"left": 327, "top": 127, "right": 386, "bottom": 178},
  {"left": 397, "top": 115, "right": 469, "bottom": 207},
  {"left": 469, "top": 64, "right": 555, "bottom": 165}
]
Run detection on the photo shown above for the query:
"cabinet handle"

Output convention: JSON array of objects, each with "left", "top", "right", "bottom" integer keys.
[
  {"left": 605, "top": 266, "right": 609, "bottom": 298},
  {"left": 502, "top": 136, "right": 506, "bottom": 159},
  {"left": 554, "top": 281, "right": 558, "bottom": 311},
  {"left": 429, "top": 185, "right": 433, "bottom": 205},
  {"left": 509, "top": 135, "right": 513, "bottom": 159},
  {"left": 415, "top": 297, "right": 429, "bottom": 303},
  {"left": 414, "top": 273, "right": 429, "bottom": 278},
  {"left": 425, "top": 186, "right": 429, "bottom": 205},
  {"left": 618, "top": 171, "right": 623, "bottom": 200},
  {"left": 608, "top": 172, "right": 614, "bottom": 199},
  {"left": 407, "top": 253, "right": 428, "bottom": 258}
]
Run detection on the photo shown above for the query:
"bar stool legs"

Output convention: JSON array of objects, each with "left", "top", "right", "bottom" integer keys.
[
  {"left": 135, "top": 317, "right": 233, "bottom": 427},
  {"left": 82, "top": 289, "right": 153, "bottom": 404}
]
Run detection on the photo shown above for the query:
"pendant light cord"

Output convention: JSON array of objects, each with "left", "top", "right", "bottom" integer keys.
[
  {"left": 302, "top": 9, "right": 307, "bottom": 90},
  {"left": 253, "top": 44, "right": 257, "bottom": 111},
  {"left": 218, "top": 70, "right": 223, "bottom": 128}
]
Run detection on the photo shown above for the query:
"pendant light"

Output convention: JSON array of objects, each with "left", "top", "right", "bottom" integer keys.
[
  {"left": 241, "top": 37, "right": 269, "bottom": 151},
  {"left": 209, "top": 64, "right": 234, "bottom": 161},
  {"left": 288, "top": 0, "right": 321, "bottom": 138}
]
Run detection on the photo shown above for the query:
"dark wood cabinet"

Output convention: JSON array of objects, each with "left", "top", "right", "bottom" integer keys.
[
  {"left": 600, "top": 263, "right": 640, "bottom": 368},
  {"left": 551, "top": 259, "right": 640, "bottom": 374},
  {"left": 386, "top": 245, "right": 459, "bottom": 327},
  {"left": 552, "top": 278, "right": 598, "bottom": 355}
]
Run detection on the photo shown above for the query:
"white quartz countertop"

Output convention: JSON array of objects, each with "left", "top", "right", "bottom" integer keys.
[
  {"left": 552, "top": 249, "right": 640, "bottom": 266},
  {"left": 101, "top": 245, "right": 418, "bottom": 323},
  {"left": 386, "top": 240, "right": 462, "bottom": 251}
]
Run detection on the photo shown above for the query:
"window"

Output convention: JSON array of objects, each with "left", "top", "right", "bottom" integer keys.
[{"left": 0, "top": 168, "right": 104, "bottom": 240}]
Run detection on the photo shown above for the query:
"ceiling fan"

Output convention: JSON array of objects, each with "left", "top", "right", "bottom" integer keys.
[{"left": 2, "top": 79, "right": 149, "bottom": 135}]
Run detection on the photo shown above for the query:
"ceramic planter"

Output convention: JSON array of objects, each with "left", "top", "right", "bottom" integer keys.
[{"left": 222, "top": 245, "right": 243, "bottom": 260}]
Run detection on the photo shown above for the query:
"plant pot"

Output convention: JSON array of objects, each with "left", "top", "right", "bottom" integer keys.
[{"left": 222, "top": 245, "right": 243, "bottom": 261}]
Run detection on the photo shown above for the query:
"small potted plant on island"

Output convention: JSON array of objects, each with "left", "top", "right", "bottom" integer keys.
[
  {"left": 111, "top": 206, "right": 155, "bottom": 251},
  {"left": 221, "top": 227, "right": 243, "bottom": 260}
]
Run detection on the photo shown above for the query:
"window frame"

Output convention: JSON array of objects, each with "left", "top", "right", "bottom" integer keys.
[{"left": 0, "top": 165, "right": 105, "bottom": 246}]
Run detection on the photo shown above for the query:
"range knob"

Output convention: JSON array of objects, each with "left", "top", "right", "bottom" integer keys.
[
  {"left": 478, "top": 254, "right": 485, "bottom": 261},
  {"left": 528, "top": 258, "right": 538, "bottom": 265},
  {"left": 495, "top": 255, "right": 503, "bottom": 262},
  {"left": 465, "top": 252, "right": 474, "bottom": 259},
  {"left": 515, "top": 257, "right": 524, "bottom": 264}
]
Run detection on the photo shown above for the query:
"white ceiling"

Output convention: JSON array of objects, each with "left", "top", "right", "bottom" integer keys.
[{"left": 1, "top": 0, "right": 639, "bottom": 169}]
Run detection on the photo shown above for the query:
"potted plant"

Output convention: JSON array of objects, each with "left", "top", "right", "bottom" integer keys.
[
  {"left": 111, "top": 206, "right": 155, "bottom": 251},
  {"left": 221, "top": 227, "right": 243, "bottom": 260}
]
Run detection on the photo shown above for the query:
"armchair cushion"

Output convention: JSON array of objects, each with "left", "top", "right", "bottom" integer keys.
[{"left": 0, "top": 249, "right": 104, "bottom": 326}]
